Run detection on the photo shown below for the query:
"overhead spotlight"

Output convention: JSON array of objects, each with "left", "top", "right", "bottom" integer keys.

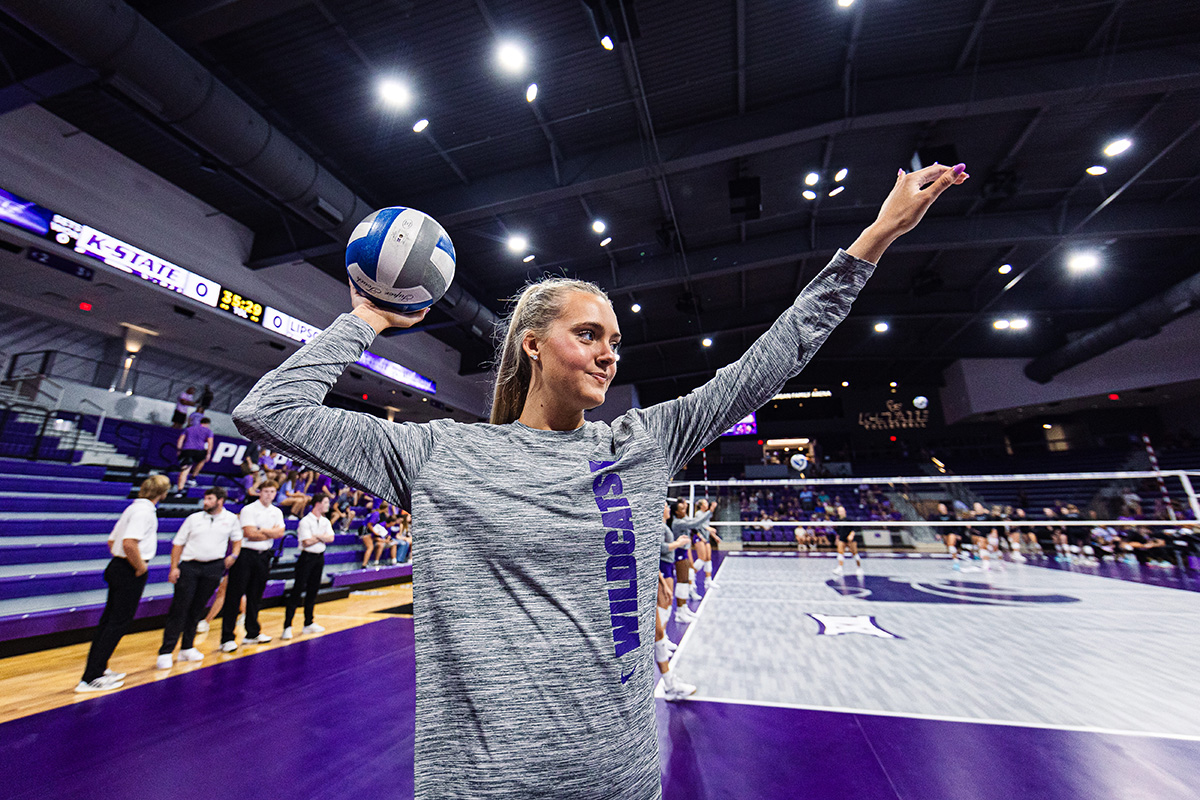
[
  {"left": 802, "top": 190, "right": 817, "bottom": 201},
  {"left": 600, "top": 35, "right": 614, "bottom": 50},
  {"left": 874, "top": 322, "right": 889, "bottom": 333},
  {"left": 889, "top": 381, "right": 898, "bottom": 388},
  {"left": 599, "top": 237, "right": 612, "bottom": 247},
  {"left": 701, "top": 337, "right": 713, "bottom": 347},
  {"left": 1009, "top": 318, "right": 1029, "bottom": 330},
  {"left": 1086, "top": 165, "right": 1107, "bottom": 176},
  {"left": 1043, "top": 423, "right": 1053, "bottom": 430},
  {"left": 834, "top": 168, "right": 848, "bottom": 182},
  {"left": 841, "top": 381, "right": 849, "bottom": 387},
  {"left": 631, "top": 303, "right": 642, "bottom": 313},
  {"left": 412, "top": 118, "right": 429, "bottom": 133},
  {"left": 506, "top": 235, "right": 528, "bottom": 253},
  {"left": 592, "top": 220, "right": 606, "bottom": 234},
  {"left": 1103, "top": 138, "right": 1132, "bottom": 157},
  {"left": 838, "top": 0, "right": 855, "bottom": 6},
  {"left": 1067, "top": 251, "right": 1100, "bottom": 273},
  {"left": 998, "top": 264, "right": 1012, "bottom": 275},
  {"left": 993, "top": 319, "right": 1011, "bottom": 330},
  {"left": 525, "top": 83, "right": 538, "bottom": 102},
  {"left": 804, "top": 172, "right": 819, "bottom": 186},
  {"left": 828, "top": 186, "right": 845, "bottom": 197},
  {"left": 378, "top": 79, "right": 413, "bottom": 109},
  {"left": 523, "top": 254, "right": 535, "bottom": 263},
  {"left": 496, "top": 41, "right": 527, "bottom": 74}
]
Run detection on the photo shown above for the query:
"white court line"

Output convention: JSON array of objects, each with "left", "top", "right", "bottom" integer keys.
[{"left": 670, "top": 693, "right": 1200, "bottom": 743}]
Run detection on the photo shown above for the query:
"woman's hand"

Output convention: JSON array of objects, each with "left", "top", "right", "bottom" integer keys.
[
  {"left": 846, "top": 163, "right": 968, "bottom": 264},
  {"left": 349, "top": 281, "right": 430, "bottom": 334}
]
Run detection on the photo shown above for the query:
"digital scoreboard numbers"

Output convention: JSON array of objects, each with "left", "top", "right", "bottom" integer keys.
[{"left": 218, "top": 289, "right": 264, "bottom": 323}]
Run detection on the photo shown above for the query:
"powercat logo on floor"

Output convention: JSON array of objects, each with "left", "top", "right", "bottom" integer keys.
[{"left": 826, "top": 576, "right": 1079, "bottom": 605}]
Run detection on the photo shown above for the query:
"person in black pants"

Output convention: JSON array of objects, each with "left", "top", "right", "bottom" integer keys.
[
  {"left": 156, "top": 486, "right": 242, "bottom": 669},
  {"left": 222, "top": 481, "right": 286, "bottom": 651},
  {"left": 282, "top": 494, "right": 336, "bottom": 639},
  {"left": 77, "top": 475, "right": 171, "bottom": 692}
]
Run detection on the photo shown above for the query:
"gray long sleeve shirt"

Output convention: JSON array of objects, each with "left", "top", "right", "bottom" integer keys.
[{"left": 232, "top": 249, "right": 874, "bottom": 799}]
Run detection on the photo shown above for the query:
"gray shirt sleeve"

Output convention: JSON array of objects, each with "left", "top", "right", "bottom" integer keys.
[
  {"left": 232, "top": 313, "right": 440, "bottom": 509},
  {"left": 633, "top": 249, "right": 875, "bottom": 475}
]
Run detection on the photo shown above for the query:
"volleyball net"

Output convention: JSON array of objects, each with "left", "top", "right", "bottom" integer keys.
[{"left": 667, "top": 470, "right": 1200, "bottom": 557}]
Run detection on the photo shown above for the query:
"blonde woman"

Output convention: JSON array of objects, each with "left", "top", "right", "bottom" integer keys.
[{"left": 233, "top": 164, "right": 966, "bottom": 799}]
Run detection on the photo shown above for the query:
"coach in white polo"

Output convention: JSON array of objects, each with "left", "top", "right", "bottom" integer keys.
[
  {"left": 156, "top": 486, "right": 242, "bottom": 669},
  {"left": 221, "top": 481, "right": 286, "bottom": 651}
]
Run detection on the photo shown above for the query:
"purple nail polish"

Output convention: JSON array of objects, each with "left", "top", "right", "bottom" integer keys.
[{"left": 953, "top": 163, "right": 966, "bottom": 175}]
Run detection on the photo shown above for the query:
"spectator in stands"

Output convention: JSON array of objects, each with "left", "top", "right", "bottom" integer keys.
[
  {"left": 222, "top": 480, "right": 285, "bottom": 652},
  {"left": 360, "top": 502, "right": 382, "bottom": 568},
  {"left": 156, "top": 486, "right": 241, "bottom": 669},
  {"left": 172, "top": 386, "right": 197, "bottom": 429},
  {"left": 396, "top": 510, "right": 413, "bottom": 563},
  {"left": 330, "top": 485, "right": 356, "bottom": 532},
  {"left": 174, "top": 415, "right": 214, "bottom": 495},
  {"left": 282, "top": 493, "right": 335, "bottom": 640},
  {"left": 76, "top": 474, "right": 171, "bottom": 692},
  {"left": 278, "top": 469, "right": 312, "bottom": 519}
]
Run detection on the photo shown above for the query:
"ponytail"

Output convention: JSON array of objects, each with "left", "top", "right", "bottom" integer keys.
[{"left": 490, "top": 277, "right": 610, "bottom": 425}]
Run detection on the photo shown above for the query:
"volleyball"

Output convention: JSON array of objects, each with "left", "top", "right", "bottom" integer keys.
[
  {"left": 789, "top": 453, "right": 808, "bottom": 472},
  {"left": 345, "top": 207, "right": 456, "bottom": 312}
]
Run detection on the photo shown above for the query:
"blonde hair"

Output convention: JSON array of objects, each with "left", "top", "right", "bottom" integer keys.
[
  {"left": 138, "top": 474, "right": 171, "bottom": 499},
  {"left": 490, "top": 277, "right": 611, "bottom": 425}
]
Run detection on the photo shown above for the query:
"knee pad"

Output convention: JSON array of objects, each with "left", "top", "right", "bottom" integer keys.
[
  {"left": 948, "top": 546, "right": 957, "bottom": 555},
  {"left": 655, "top": 638, "right": 671, "bottom": 663},
  {"left": 1070, "top": 545, "right": 1081, "bottom": 554},
  {"left": 674, "top": 581, "right": 690, "bottom": 600},
  {"left": 1083, "top": 545, "right": 1094, "bottom": 556}
]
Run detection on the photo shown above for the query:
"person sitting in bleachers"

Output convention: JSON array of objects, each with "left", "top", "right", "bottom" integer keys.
[
  {"left": 329, "top": 485, "right": 356, "bottom": 532},
  {"left": 278, "top": 469, "right": 312, "bottom": 519}
]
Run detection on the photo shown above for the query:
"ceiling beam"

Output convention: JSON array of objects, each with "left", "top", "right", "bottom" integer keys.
[{"left": 424, "top": 44, "right": 1200, "bottom": 226}]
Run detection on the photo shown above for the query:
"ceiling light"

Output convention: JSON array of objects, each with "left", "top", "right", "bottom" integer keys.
[
  {"left": 496, "top": 42, "right": 527, "bottom": 74},
  {"left": 804, "top": 172, "right": 819, "bottom": 186},
  {"left": 525, "top": 83, "right": 538, "bottom": 102},
  {"left": 600, "top": 35, "right": 614, "bottom": 50},
  {"left": 889, "top": 381, "right": 898, "bottom": 388},
  {"left": 802, "top": 190, "right": 817, "bottom": 200},
  {"left": 834, "top": 168, "right": 848, "bottom": 182},
  {"left": 506, "top": 235, "right": 528, "bottom": 253},
  {"left": 1009, "top": 318, "right": 1029, "bottom": 330},
  {"left": 1086, "top": 165, "right": 1107, "bottom": 176},
  {"left": 599, "top": 237, "right": 612, "bottom": 247},
  {"left": 523, "top": 254, "right": 535, "bottom": 263},
  {"left": 701, "top": 337, "right": 713, "bottom": 347},
  {"left": 1067, "top": 251, "right": 1100, "bottom": 273},
  {"left": 1103, "top": 138, "right": 1132, "bottom": 157},
  {"left": 998, "top": 264, "right": 1012, "bottom": 275},
  {"left": 874, "top": 322, "right": 889, "bottom": 333},
  {"left": 378, "top": 79, "right": 413, "bottom": 109},
  {"left": 592, "top": 220, "right": 606, "bottom": 234},
  {"left": 1043, "top": 423, "right": 1052, "bottom": 430},
  {"left": 412, "top": 118, "right": 429, "bottom": 133},
  {"left": 631, "top": 303, "right": 641, "bottom": 313},
  {"left": 841, "top": 381, "right": 849, "bottom": 387},
  {"left": 838, "top": 0, "right": 855, "bottom": 7},
  {"left": 828, "top": 186, "right": 845, "bottom": 197},
  {"left": 993, "top": 319, "right": 1010, "bottom": 330}
]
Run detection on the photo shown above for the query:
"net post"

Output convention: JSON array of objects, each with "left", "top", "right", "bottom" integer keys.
[{"left": 1179, "top": 472, "right": 1200, "bottom": 522}]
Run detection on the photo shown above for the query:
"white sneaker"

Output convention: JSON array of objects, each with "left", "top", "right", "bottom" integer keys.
[
  {"left": 220, "top": 640, "right": 238, "bottom": 653},
  {"left": 76, "top": 675, "right": 124, "bottom": 693},
  {"left": 103, "top": 668, "right": 126, "bottom": 681},
  {"left": 195, "top": 620, "right": 210, "bottom": 633},
  {"left": 688, "top": 586, "right": 703, "bottom": 602},
  {"left": 832, "top": 566, "right": 844, "bottom": 576},
  {"left": 243, "top": 634, "right": 272, "bottom": 645},
  {"left": 664, "top": 639, "right": 678, "bottom": 652},
  {"left": 301, "top": 623, "right": 326, "bottom": 634},
  {"left": 665, "top": 680, "right": 698, "bottom": 701},
  {"left": 178, "top": 648, "right": 204, "bottom": 662},
  {"left": 855, "top": 566, "right": 864, "bottom": 576},
  {"left": 676, "top": 606, "right": 698, "bottom": 624},
  {"left": 155, "top": 654, "right": 173, "bottom": 670},
  {"left": 281, "top": 627, "right": 294, "bottom": 640}
]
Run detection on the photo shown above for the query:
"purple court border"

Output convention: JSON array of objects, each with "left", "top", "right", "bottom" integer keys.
[{"left": 5, "top": 614, "right": 1199, "bottom": 799}]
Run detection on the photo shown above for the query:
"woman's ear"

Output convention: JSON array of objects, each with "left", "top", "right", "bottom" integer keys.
[{"left": 522, "top": 331, "right": 540, "bottom": 363}]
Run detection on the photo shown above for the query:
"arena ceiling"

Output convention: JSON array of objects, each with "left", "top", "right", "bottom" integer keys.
[{"left": 2, "top": 0, "right": 1199, "bottom": 407}]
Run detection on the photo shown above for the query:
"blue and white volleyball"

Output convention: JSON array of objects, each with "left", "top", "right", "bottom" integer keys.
[
  {"left": 346, "top": 207, "right": 456, "bottom": 312},
  {"left": 789, "top": 453, "right": 808, "bottom": 472}
]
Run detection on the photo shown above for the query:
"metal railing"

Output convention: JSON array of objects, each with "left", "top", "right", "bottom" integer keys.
[{"left": 0, "top": 400, "right": 86, "bottom": 462}]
